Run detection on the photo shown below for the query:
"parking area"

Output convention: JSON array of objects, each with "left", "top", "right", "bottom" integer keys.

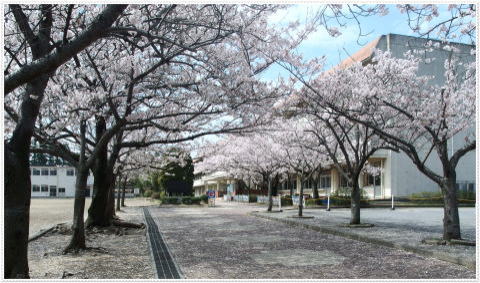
[{"left": 148, "top": 201, "right": 475, "bottom": 279}]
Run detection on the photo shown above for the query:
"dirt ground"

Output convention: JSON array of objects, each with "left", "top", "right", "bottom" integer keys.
[
  {"left": 28, "top": 203, "right": 155, "bottom": 279},
  {"left": 29, "top": 197, "right": 154, "bottom": 235}
]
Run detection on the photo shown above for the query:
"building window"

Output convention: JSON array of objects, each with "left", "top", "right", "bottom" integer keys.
[
  {"left": 41, "top": 168, "right": 49, "bottom": 176},
  {"left": 50, "top": 169, "right": 57, "bottom": 176},
  {"left": 340, "top": 175, "right": 351, "bottom": 188},
  {"left": 59, "top": 188, "right": 66, "bottom": 193},
  {"left": 32, "top": 168, "right": 40, "bottom": 176},
  {"left": 32, "top": 185, "right": 40, "bottom": 192},
  {"left": 364, "top": 174, "right": 381, "bottom": 186},
  {"left": 320, "top": 175, "right": 331, "bottom": 188},
  {"left": 66, "top": 169, "right": 74, "bottom": 176},
  {"left": 41, "top": 185, "right": 48, "bottom": 192}
]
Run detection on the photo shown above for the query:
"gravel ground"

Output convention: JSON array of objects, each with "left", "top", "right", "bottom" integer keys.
[
  {"left": 256, "top": 207, "right": 476, "bottom": 263},
  {"left": 28, "top": 204, "right": 155, "bottom": 279},
  {"left": 150, "top": 201, "right": 475, "bottom": 279}
]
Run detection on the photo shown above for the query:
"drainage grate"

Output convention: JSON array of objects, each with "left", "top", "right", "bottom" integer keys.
[{"left": 143, "top": 207, "right": 182, "bottom": 279}]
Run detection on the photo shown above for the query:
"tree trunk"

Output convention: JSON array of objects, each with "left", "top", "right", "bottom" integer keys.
[
  {"left": 350, "top": 179, "right": 361, "bottom": 225},
  {"left": 4, "top": 68, "right": 51, "bottom": 278},
  {"left": 288, "top": 175, "right": 293, "bottom": 197},
  {"left": 64, "top": 121, "right": 88, "bottom": 252},
  {"left": 121, "top": 180, "right": 127, "bottom": 207},
  {"left": 107, "top": 176, "right": 116, "bottom": 217},
  {"left": 298, "top": 176, "right": 304, "bottom": 217},
  {"left": 64, "top": 166, "right": 89, "bottom": 252},
  {"left": 86, "top": 117, "right": 111, "bottom": 227},
  {"left": 267, "top": 177, "right": 273, "bottom": 212},
  {"left": 312, "top": 177, "right": 319, "bottom": 199},
  {"left": 441, "top": 177, "right": 461, "bottom": 240},
  {"left": 116, "top": 175, "right": 122, "bottom": 211},
  {"left": 4, "top": 146, "right": 31, "bottom": 278}
]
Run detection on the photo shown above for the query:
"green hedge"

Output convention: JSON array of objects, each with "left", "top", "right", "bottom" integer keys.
[
  {"left": 408, "top": 197, "right": 475, "bottom": 204},
  {"left": 160, "top": 196, "right": 203, "bottom": 205},
  {"left": 143, "top": 190, "right": 153, "bottom": 197},
  {"left": 305, "top": 197, "right": 369, "bottom": 207},
  {"left": 199, "top": 195, "right": 208, "bottom": 203},
  {"left": 281, "top": 196, "right": 293, "bottom": 206}
]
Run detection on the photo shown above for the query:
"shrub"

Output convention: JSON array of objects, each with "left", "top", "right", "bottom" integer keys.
[
  {"left": 199, "top": 195, "right": 208, "bottom": 203},
  {"left": 143, "top": 190, "right": 153, "bottom": 197},
  {"left": 410, "top": 191, "right": 442, "bottom": 198},
  {"left": 162, "top": 196, "right": 181, "bottom": 204},
  {"left": 151, "top": 192, "right": 161, "bottom": 199},
  {"left": 457, "top": 190, "right": 475, "bottom": 200},
  {"left": 306, "top": 198, "right": 322, "bottom": 206},
  {"left": 191, "top": 197, "right": 202, "bottom": 204},
  {"left": 182, "top": 196, "right": 192, "bottom": 204},
  {"left": 281, "top": 196, "right": 293, "bottom": 206},
  {"left": 248, "top": 195, "right": 257, "bottom": 203}
]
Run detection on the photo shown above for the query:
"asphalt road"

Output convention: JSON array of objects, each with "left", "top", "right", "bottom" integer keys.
[{"left": 148, "top": 201, "right": 475, "bottom": 279}]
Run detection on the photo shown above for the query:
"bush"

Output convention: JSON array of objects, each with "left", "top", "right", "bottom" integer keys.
[
  {"left": 199, "top": 195, "right": 208, "bottom": 203},
  {"left": 143, "top": 190, "right": 153, "bottom": 197},
  {"left": 281, "top": 196, "right": 293, "bottom": 206},
  {"left": 151, "top": 192, "right": 161, "bottom": 199},
  {"left": 182, "top": 196, "right": 192, "bottom": 204},
  {"left": 457, "top": 190, "right": 475, "bottom": 200},
  {"left": 162, "top": 196, "right": 181, "bottom": 204},
  {"left": 191, "top": 197, "right": 202, "bottom": 204},
  {"left": 410, "top": 191, "right": 442, "bottom": 198},
  {"left": 248, "top": 195, "right": 257, "bottom": 203},
  {"left": 306, "top": 198, "right": 322, "bottom": 206}
]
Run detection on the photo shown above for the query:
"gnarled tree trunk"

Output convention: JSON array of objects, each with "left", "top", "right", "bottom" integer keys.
[
  {"left": 5, "top": 70, "right": 51, "bottom": 279},
  {"left": 86, "top": 117, "right": 114, "bottom": 227}
]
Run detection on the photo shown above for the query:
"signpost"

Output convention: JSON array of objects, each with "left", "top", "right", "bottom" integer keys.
[{"left": 207, "top": 190, "right": 216, "bottom": 207}]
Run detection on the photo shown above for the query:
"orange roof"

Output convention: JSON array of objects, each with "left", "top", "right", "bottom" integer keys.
[{"left": 334, "top": 36, "right": 380, "bottom": 70}]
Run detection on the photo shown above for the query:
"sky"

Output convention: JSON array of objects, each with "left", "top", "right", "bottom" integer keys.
[{"left": 261, "top": 4, "right": 464, "bottom": 81}]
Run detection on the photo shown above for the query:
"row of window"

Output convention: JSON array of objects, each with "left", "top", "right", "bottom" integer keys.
[
  {"left": 31, "top": 168, "right": 75, "bottom": 176},
  {"left": 32, "top": 185, "right": 65, "bottom": 193}
]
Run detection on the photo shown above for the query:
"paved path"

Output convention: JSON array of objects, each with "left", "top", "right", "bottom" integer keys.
[{"left": 148, "top": 201, "right": 474, "bottom": 279}]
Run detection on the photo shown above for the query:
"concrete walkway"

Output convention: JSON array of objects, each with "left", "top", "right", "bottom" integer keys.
[
  {"left": 251, "top": 207, "right": 476, "bottom": 269},
  {"left": 148, "top": 201, "right": 474, "bottom": 279}
]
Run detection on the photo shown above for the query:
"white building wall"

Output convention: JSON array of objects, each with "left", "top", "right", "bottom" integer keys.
[
  {"left": 31, "top": 166, "right": 93, "bottom": 198},
  {"left": 388, "top": 129, "right": 475, "bottom": 197}
]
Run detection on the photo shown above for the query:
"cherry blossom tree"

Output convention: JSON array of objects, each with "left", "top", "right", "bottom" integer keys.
[
  {"left": 284, "top": 48, "right": 475, "bottom": 239},
  {"left": 3, "top": 5, "right": 127, "bottom": 278},
  {"left": 397, "top": 4, "right": 476, "bottom": 44},
  {"left": 6, "top": 4, "right": 305, "bottom": 254},
  {"left": 272, "top": 118, "right": 330, "bottom": 217},
  {"left": 197, "top": 130, "right": 287, "bottom": 211}
]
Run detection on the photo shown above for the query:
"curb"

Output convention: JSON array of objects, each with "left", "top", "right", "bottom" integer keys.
[{"left": 249, "top": 212, "right": 476, "bottom": 271}]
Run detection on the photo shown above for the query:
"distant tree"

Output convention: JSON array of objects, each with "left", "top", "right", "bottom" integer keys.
[{"left": 158, "top": 150, "right": 194, "bottom": 196}]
